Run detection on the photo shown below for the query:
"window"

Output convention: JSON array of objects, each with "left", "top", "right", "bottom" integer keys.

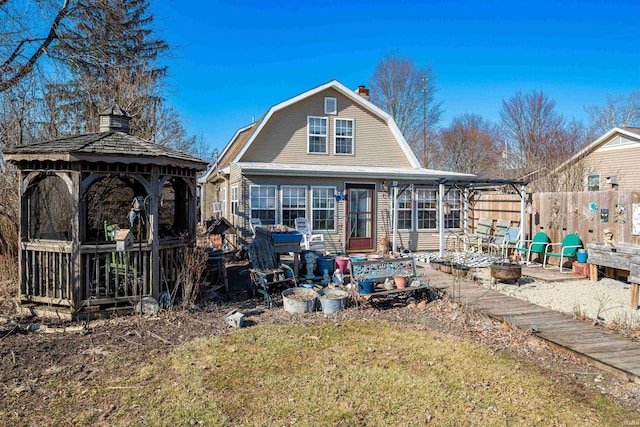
[
  {"left": 324, "top": 97, "right": 337, "bottom": 115},
  {"left": 587, "top": 174, "right": 600, "bottom": 191},
  {"left": 416, "top": 188, "right": 437, "bottom": 230},
  {"left": 311, "top": 186, "right": 336, "bottom": 231},
  {"left": 334, "top": 118, "right": 354, "bottom": 155},
  {"left": 230, "top": 186, "right": 238, "bottom": 216},
  {"left": 443, "top": 189, "right": 461, "bottom": 229},
  {"left": 308, "top": 116, "right": 328, "bottom": 154},
  {"left": 396, "top": 189, "right": 413, "bottom": 230},
  {"left": 249, "top": 185, "right": 277, "bottom": 225},
  {"left": 281, "top": 186, "right": 307, "bottom": 228}
]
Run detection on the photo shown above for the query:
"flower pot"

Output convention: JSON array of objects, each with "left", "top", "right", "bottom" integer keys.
[{"left": 394, "top": 275, "right": 408, "bottom": 289}]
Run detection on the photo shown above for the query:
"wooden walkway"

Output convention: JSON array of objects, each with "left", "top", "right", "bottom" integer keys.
[{"left": 417, "top": 263, "right": 640, "bottom": 384}]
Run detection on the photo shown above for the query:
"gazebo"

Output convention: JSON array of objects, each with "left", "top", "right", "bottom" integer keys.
[{"left": 4, "top": 106, "right": 208, "bottom": 318}]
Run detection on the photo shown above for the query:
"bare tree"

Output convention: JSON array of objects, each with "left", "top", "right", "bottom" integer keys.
[
  {"left": 435, "top": 114, "right": 501, "bottom": 175},
  {"left": 500, "top": 90, "right": 591, "bottom": 191},
  {"left": 369, "top": 53, "right": 443, "bottom": 167},
  {"left": 0, "top": 0, "right": 72, "bottom": 92},
  {"left": 585, "top": 91, "right": 640, "bottom": 134}
]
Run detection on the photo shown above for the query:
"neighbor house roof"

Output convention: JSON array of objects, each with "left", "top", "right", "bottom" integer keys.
[
  {"left": 4, "top": 131, "right": 207, "bottom": 169},
  {"left": 551, "top": 127, "right": 640, "bottom": 175}
]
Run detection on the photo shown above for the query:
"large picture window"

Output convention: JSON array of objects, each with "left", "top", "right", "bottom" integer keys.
[
  {"left": 311, "top": 186, "right": 336, "bottom": 231},
  {"left": 308, "top": 116, "right": 327, "bottom": 154},
  {"left": 416, "top": 188, "right": 437, "bottom": 230},
  {"left": 396, "top": 190, "right": 412, "bottom": 230},
  {"left": 334, "top": 118, "right": 354, "bottom": 155},
  {"left": 281, "top": 186, "right": 307, "bottom": 228},
  {"left": 249, "top": 185, "right": 277, "bottom": 225}
]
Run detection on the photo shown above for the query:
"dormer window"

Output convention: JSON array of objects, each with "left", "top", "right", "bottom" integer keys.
[{"left": 324, "top": 97, "right": 337, "bottom": 115}]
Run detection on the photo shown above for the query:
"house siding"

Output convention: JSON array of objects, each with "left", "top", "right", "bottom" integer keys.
[
  {"left": 585, "top": 142, "right": 640, "bottom": 192},
  {"left": 239, "top": 88, "right": 413, "bottom": 168}
]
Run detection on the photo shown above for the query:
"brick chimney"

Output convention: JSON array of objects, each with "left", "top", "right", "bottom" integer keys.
[
  {"left": 355, "top": 85, "right": 370, "bottom": 100},
  {"left": 99, "top": 104, "right": 131, "bottom": 134}
]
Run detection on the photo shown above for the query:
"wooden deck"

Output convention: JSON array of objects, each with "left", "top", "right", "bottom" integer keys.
[{"left": 417, "top": 262, "right": 640, "bottom": 384}]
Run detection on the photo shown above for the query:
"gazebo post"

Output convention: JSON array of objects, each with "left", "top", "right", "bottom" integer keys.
[
  {"left": 149, "top": 170, "right": 160, "bottom": 297},
  {"left": 71, "top": 170, "right": 82, "bottom": 309}
]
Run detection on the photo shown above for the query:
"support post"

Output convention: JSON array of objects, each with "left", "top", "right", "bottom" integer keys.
[
  {"left": 439, "top": 182, "right": 445, "bottom": 257},
  {"left": 392, "top": 185, "right": 398, "bottom": 254}
]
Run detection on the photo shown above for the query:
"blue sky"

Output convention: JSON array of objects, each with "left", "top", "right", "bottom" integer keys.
[{"left": 153, "top": 0, "right": 639, "bottom": 155}]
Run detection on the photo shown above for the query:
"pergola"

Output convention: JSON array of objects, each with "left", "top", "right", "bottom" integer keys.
[
  {"left": 4, "top": 107, "right": 207, "bottom": 317},
  {"left": 388, "top": 176, "right": 529, "bottom": 257}
]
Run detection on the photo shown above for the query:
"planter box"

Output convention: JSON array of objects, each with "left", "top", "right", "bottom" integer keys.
[{"left": 270, "top": 231, "right": 303, "bottom": 244}]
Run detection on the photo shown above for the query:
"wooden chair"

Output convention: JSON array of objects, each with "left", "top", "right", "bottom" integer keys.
[
  {"left": 247, "top": 239, "right": 296, "bottom": 307},
  {"left": 516, "top": 231, "right": 550, "bottom": 266},
  {"left": 104, "top": 220, "right": 137, "bottom": 292},
  {"left": 543, "top": 233, "right": 582, "bottom": 273}
]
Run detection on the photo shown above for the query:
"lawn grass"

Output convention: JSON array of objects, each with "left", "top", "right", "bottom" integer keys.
[{"left": 85, "top": 319, "right": 631, "bottom": 426}]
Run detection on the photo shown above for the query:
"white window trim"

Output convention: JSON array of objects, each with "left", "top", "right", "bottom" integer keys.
[
  {"left": 586, "top": 173, "right": 600, "bottom": 191},
  {"left": 230, "top": 185, "right": 238, "bottom": 216},
  {"left": 280, "top": 185, "right": 307, "bottom": 227},
  {"left": 395, "top": 188, "right": 414, "bottom": 231},
  {"left": 311, "top": 185, "right": 337, "bottom": 232},
  {"left": 333, "top": 117, "right": 355, "bottom": 156},
  {"left": 249, "top": 184, "right": 278, "bottom": 224},
  {"left": 324, "top": 97, "right": 337, "bottom": 115},
  {"left": 219, "top": 187, "right": 227, "bottom": 216},
  {"left": 416, "top": 187, "right": 438, "bottom": 231},
  {"left": 307, "top": 116, "right": 328, "bottom": 155},
  {"left": 443, "top": 189, "right": 462, "bottom": 231}
]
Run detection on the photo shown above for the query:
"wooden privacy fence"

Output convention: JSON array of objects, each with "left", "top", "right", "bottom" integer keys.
[
  {"left": 532, "top": 190, "right": 640, "bottom": 246},
  {"left": 472, "top": 190, "right": 640, "bottom": 246}
]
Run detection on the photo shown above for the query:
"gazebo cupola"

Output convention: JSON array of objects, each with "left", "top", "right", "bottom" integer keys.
[{"left": 4, "top": 106, "right": 208, "bottom": 318}]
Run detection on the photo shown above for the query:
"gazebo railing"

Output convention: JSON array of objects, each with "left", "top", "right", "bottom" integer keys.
[
  {"left": 81, "top": 243, "right": 151, "bottom": 304},
  {"left": 20, "top": 241, "right": 73, "bottom": 306}
]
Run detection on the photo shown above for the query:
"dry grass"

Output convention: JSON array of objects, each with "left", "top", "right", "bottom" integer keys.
[{"left": 55, "top": 320, "right": 630, "bottom": 426}]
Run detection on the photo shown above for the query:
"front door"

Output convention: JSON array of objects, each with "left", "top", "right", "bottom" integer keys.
[{"left": 345, "top": 183, "right": 375, "bottom": 252}]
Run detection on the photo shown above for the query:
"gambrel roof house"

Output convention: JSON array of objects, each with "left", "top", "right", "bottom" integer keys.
[
  {"left": 199, "top": 80, "right": 492, "bottom": 254},
  {"left": 553, "top": 127, "right": 640, "bottom": 192}
]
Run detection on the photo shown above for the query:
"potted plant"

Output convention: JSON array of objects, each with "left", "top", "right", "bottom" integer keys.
[{"left": 394, "top": 275, "right": 408, "bottom": 289}]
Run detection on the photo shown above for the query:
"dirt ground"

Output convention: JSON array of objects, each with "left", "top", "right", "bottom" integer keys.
[{"left": 1, "top": 262, "right": 640, "bottom": 421}]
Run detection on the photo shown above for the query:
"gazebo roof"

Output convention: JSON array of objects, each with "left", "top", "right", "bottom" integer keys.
[{"left": 4, "top": 131, "right": 207, "bottom": 169}]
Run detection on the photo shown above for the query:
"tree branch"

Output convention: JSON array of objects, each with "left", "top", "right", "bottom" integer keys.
[{"left": 0, "top": 0, "right": 71, "bottom": 93}]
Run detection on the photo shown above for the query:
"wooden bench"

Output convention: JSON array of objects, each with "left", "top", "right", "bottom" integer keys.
[{"left": 587, "top": 243, "right": 640, "bottom": 309}]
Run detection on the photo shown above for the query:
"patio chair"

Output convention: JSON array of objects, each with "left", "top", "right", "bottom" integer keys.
[
  {"left": 515, "top": 231, "right": 550, "bottom": 266},
  {"left": 104, "top": 220, "right": 137, "bottom": 292},
  {"left": 491, "top": 226, "right": 521, "bottom": 260},
  {"left": 294, "top": 217, "right": 327, "bottom": 253},
  {"left": 466, "top": 218, "right": 493, "bottom": 252},
  {"left": 543, "top": 233, "right": 582, "bottom": 273},
  {"left": 487, "top": 219, "right": 511, "bottom": 256},
  {"left": 247, "top": 238, "right": 296, "bottom": 307}
]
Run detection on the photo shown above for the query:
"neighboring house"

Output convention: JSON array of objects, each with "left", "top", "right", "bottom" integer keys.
[
  {"left": 553, "top": 127, "right": 640, "bottom": 192},
  {"left": 198, "top": 80, "right": 481, "bottom": 253}
]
